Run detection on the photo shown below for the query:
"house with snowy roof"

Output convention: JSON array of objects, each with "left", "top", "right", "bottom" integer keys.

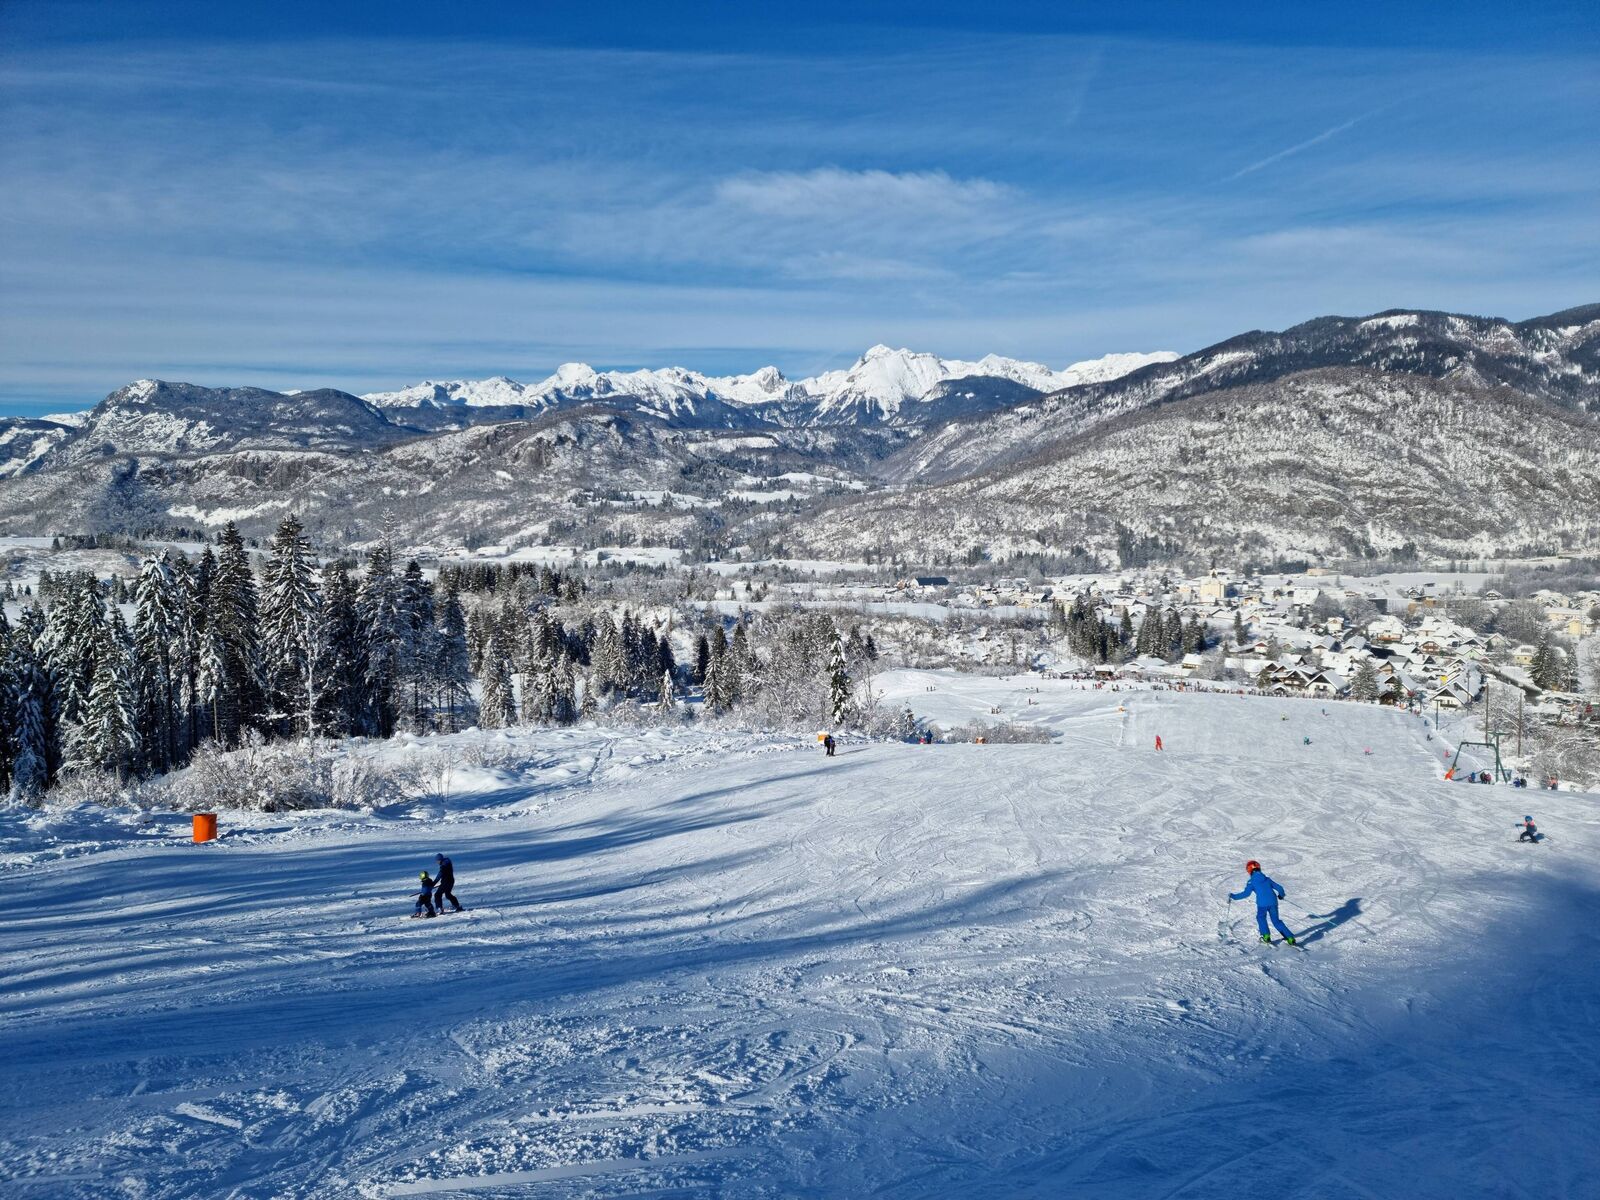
[{"left": 1427, "top": 681, "right": 1475, "bottom": 709}]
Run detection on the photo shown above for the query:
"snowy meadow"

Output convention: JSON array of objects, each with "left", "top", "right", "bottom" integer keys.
[{"left": 4, "top": 674, "right": 1597, "bottom": 1198}]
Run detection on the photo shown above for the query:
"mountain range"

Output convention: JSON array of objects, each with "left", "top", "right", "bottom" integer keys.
[
  {"left": 357, "top": 346, "right": 1179, "bottom": 428},
  {"left": 0, "top": 305, "right": 1595, "bottom": 565}
]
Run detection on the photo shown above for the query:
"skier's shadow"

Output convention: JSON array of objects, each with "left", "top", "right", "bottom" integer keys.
[{"left": 1296, "top": 897, "right": 1363, "bottom": 946}]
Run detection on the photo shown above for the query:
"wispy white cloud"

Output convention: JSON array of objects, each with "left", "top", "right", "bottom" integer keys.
[{"left": 716, "top": 167, "right": 1010, "bottom": 218}]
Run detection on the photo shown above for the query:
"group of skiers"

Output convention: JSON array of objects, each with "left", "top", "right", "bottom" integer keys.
[{"left": 412, "top": 854, "right": 464, "bottom": 918}]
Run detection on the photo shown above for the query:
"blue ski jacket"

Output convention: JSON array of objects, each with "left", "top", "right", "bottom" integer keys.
[{"left": 1230, "top": 872, "right": 1286, "bottom": 907}]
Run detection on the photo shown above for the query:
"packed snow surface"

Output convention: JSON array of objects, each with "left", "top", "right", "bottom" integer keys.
[{"left": 4, "top": 675, "right": 1597, "bottom": 1198}]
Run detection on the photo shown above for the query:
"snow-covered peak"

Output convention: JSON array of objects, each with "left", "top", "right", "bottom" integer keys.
[
  {"left": 1054, "top": 351, "right": 1181, "bottom": 388},
  {"left": 108, "top": 379, "right": 163, "bottom": 404},
  {"left": 808, "top": 346, "right": 958, "bottom": 419},
  {"left": 805, "top": 346, "right": 1178, "bottom": 419},
  {"left": 706, "top": 365, "right": 799, "bottom": 407},
  {"left": 363, "top": 377, "right": 538, "bottom": 409}
]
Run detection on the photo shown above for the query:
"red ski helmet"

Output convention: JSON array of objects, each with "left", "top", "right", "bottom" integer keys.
[{"left": 1245, "top": 860, "right": 1261, "bottom": 874}]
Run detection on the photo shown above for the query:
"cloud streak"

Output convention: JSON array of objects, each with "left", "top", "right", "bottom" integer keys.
[{"left": 1226, "top": 114, "right": 1368, "bottom": 181}]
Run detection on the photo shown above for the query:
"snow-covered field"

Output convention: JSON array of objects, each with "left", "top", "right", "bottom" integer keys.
[{"left": 4, "top": 676, "right": 1598, "bottom": 1198}]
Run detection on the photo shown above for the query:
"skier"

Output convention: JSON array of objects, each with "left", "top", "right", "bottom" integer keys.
[
  {"left": 433, "top": 854, "right": 463, "bottom": 913},
  {"left": 1229, "top": 860, "right": 1296, "bottom": 945},
  {"left": 413, "top": 871, "right": 438, "bottom": 918},
  {"left": 1302, "top": 735, "right": 1311, "bottom": 745},
  {"left": 1516, "top": 816, "right": 1538, "bottom": 843},
  {"left": 823, "top": 733, "right": 836, "bottom": 758},
  {"left": 1154, "top": 735, "right": 1164, "bottom": 751}
]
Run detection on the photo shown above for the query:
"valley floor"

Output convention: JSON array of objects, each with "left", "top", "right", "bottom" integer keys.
[{"left": 2, "top": 675, "right": 1597, "bottom": 1198}]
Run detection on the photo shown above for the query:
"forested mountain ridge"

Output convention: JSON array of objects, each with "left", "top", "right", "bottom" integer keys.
[
  {"left": 890, "top": 304, "right": 1600, "bottom": 484},
  {"left": 800, "top": 367, "right": 1600, "bottom": 563}
]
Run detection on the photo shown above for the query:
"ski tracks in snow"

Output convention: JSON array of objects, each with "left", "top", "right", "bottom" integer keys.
[{"left": 4, "top": 685, "right": 1599, "bottom": 1196}]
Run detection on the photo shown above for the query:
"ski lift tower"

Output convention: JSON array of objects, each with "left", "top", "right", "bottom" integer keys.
[{"left": 1449, "top": 732, "right": 1512, "bottom": 782}]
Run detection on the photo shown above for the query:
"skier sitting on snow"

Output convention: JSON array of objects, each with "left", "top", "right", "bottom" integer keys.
[
  {"left": 1516, "top": 816, "right": 1538, "bottom": 843},
  {"left": 413, "top": 871, "right": 438, "bottom": 918},
  {"left": 1229, "top": 860, "right": 1296, "bottom": 945}
]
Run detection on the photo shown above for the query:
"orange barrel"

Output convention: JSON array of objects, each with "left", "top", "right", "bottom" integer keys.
[{"left": 193, "top": 813, "right": 218, "bottom": 843}]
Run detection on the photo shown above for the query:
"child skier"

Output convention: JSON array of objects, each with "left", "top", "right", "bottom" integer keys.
[
  {"left": 1516, "top": 816, "right": 1539, "bottom": 843},
  {"left": 1229, "top": 860, "right": 1296, "bottom": 944},
  {"left": 413, "top": 871, "right": 438, "bottom": 918}
]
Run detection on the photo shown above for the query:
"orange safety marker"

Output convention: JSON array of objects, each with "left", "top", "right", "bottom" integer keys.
[{"left": 193, "top": 813, "right": 218, "bottom": 843}]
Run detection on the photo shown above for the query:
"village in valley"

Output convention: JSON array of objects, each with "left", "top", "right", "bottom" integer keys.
[{"left": 842, "top": 563, "right": 1600, "bottom": 730}]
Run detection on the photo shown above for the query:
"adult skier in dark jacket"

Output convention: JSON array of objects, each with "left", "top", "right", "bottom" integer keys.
[
  {"left": 433, "top": 854, "right": 463, "bottom": 912},
  {"left": 1229, "top": 860, "right": 1296, "bottom": 944}
]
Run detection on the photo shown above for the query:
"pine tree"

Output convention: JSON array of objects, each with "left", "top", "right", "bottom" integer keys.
[
  {"left": 727, "top": 623, "right": 751, "bottom": 702},
  {"left": 827, "top": 631, "right": 853, "bottom": 727},
  {"left": 43, "top": 576, "right": 101, "bottom": 737},
  {"left": 1134, "top": 609, "right": 1156, "bottom": 657},
  {"left": 1164, "top": 609, "right": 1184, "bottom": 662},
  {"left": 359, "top": 538, "right": 407, "bottom": 736},
  {"left": 1529, "top": 635, "right": 1555, "bottom": 690},
  {"left": 8, "top": 660, "right": 49, "bottom": 801},
  {"left": 477, "top": 634, "right": 517, "bottom": 729},
  {"left": 80, "top": 615, "right": 137, "bottom": 776},
  {"left": 434, "top": 586, "right": 472, "bottom": 732},
  {"left": 169, "top": 554, "right": 201, "bottom": 758},
  {"left": 260, "top": 514, "right": 321, "bottom": 736},
  {"left": 657, "top": 668, "right": 676, "bottom": 716},
  {"left": 657, "top": 625, "right": 679, "bottom": 684},
  {"left": 1232, "top": 611, "right": 1246, "bottom": 647},
  {"left": 590, "top": 613, "right": 624, "bottom": 699},
  {"left": 703, "top": 625, "right": 730, "bottom": 711},
  {"left": 693, "top": 632, "right": 711, "bottom": 684},
  {"left": 132, "top": 553, "right": 181, "bottom": 772},
  {"left": 318, "top": 561, "right": 368, "bottom": 736},
  {"left": 1350, "top": 659, "right": 1379, "bottom": 702},
  {"left": 398, "top": 560, "right": 436, "bottom": 729},
  {"left": 551, "top": 652, "right": 577, "bottom": 725},
  {"left": 209, "top": 522, "right": 263, "bottom": 743}
]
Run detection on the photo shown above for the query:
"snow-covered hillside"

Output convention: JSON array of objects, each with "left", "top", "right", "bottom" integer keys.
[
  {"left": 894, "top": 304, "right": 1600, "bottom": 484},
  {"left": 5, "top": 678, "right": 1597, "bottom": 1197},
  {"left": 802, "top": 366, "right": 1600, "bottom": 562}
]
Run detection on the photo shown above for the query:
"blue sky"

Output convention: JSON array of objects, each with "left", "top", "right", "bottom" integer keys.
[{"left": 1, "top": 1, "right": 1596, "bottom": 413}]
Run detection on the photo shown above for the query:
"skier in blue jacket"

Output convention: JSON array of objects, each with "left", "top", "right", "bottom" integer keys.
[{"left": 1230, "top": 859, "right": 1296, "bottom": 944}]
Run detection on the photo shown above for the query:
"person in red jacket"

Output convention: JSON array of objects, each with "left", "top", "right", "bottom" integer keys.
[{"left": 1154, "top": 735, "right": 1164, "bottom": 751}]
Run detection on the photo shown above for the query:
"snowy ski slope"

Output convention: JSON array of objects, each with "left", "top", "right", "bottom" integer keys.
[{"left": 3, "top": 675, "right": 1597, "bottom": 1198}]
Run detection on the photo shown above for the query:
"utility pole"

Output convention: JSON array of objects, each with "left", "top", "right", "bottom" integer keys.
[{"left": 1518, "top": 690, "right": 1524, "bottom": 758}]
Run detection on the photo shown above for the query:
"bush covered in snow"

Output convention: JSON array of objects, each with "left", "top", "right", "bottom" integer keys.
[
  {"left": 937, "top": 720, "right": 1054, "bottom": 744},
  {"left": 147, "top": 734, "right": 431, "bottom": 812}
]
